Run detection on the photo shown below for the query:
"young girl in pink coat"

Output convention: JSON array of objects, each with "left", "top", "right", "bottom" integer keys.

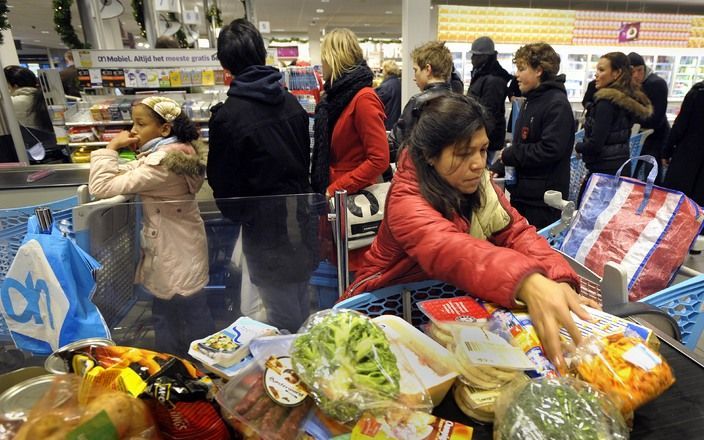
[{"left": 89, "top": 96, "right": 212, "bottom": 357}]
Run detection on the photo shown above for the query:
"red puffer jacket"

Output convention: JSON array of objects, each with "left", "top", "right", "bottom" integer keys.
[{"left": 342, "top": 150, "right": 579, "bottom": 307}]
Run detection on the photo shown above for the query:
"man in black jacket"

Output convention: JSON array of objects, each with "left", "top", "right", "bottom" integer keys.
[
  {"left": 387, "top": 41, "right": 454, "bottom": 162},
  {"left": 467, "top": 36, "right": 512, "bottom": 163},
  {"left": 375, "top": 60, "right": 402, "bottom": 130},
  {"left": 628, "top": 52, "right": 670, "bottom": 182},
  {"left": 208, "top": 19, "right": 317, "bottom": 332}
]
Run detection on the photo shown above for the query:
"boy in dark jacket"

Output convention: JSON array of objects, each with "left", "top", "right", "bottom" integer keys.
[
  {"left": 467, "top": 36, "right": 512, "bottom": 161},
  {"left": 387, "top": 41, "right": 454, "bottom": 162},
  {"left": 208, "top": 19, "right": 317, "bottom": 332}
]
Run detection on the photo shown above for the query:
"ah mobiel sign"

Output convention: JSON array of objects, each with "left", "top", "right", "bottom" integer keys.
[{"left": 73, "top": 49, "right": 221, "bottom": 69}]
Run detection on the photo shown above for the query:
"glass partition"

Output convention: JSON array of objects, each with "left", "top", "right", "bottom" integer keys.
[{"left": 0, "top": 193, "right": 335, "bottom": 372}]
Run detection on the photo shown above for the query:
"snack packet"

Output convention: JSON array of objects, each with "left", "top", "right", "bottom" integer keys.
[
  {"left": 571, "top": 334, "right": 675, "bottom": 414},
  {"left": 350, "top": 409, "right": 473, "bottom": 439}
]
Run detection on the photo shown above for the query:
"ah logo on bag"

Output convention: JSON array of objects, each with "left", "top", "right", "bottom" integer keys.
[{"left": 1, "top": 240, "right": 69, "bottom": 351}]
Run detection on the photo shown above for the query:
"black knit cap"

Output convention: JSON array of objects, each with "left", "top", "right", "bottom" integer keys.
[{"left": 627, "top": 52, "right": 645, "bottom": 67}]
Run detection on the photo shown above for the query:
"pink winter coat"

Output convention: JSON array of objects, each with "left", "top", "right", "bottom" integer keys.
[{"left": 89, "top": 141, "right": 209, "bottom": 299}]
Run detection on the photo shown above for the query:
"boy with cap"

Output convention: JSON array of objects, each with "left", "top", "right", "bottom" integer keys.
[
  {"left": 467, "top": 36, "right": 512, "bottom": 162},
  {"left": 628, "top": 51, "right": 670, "bottom": 182}
]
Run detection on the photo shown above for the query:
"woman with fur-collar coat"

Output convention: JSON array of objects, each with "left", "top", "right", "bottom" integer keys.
[{"left": 576, "top": 52, "right": 652, "bottom": 176}]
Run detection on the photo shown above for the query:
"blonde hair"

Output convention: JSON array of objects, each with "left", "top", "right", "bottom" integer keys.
[
  {"left": 382, "top": 60, "right": 401, "bottom": 77},
  {"left": 321, "top": 28, "right": 364, "bottom": 82},
  {"left": 411, "top": 41, "right": 452, "bottom": 81}
]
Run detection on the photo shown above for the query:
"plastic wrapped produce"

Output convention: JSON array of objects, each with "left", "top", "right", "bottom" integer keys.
[
  {"left": 493, "top": 376, "right": 628, "bottom": 440},
  {"left": 290, "top": 310, "right": 432, "bottom": 423},
  {"left": 571, "top": 334, "right": 675, "bottom": 414}
]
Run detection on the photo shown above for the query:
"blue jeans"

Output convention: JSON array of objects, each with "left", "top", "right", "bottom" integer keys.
[{"left": 152, "top": 291, "right": 215, "bottom": 358}]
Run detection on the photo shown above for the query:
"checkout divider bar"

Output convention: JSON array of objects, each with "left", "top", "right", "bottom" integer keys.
[{"left": 333, "top": 189, "right": 350, "bottom": 298}]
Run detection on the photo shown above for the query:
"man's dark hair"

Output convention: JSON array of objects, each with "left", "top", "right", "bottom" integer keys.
[{"left": 217, "top": 19, "right": 267, "bottom": 75}]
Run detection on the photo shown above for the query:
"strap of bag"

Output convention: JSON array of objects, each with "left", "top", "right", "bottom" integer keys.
[{"left": 615, "top": 155, "right": 659, "bottom": 214}]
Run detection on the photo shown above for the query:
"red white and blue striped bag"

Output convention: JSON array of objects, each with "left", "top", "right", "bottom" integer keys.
[{"left": 561, "top": 156, "right": 704, "bottom": 301}]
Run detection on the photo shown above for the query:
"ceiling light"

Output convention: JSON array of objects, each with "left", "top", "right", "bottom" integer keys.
[
  {"left": 385, "top": 10, "right": 392, "bottom": 14},
  {"left": 364, "top": 23, "right": 370, "bottom": 27},
  {"left": 321, "top": 0, "right": 330, "bottom": 2},
  {"left": 33, "top": 40, "right": 41, "bottom": 43},
  {"left": 41, "top": 31, "right": 50, "bottom": 34},
  {"left": 316, "top": 8, "right": 324, "bottom": 13},
  {"left": 273, "top": 28, "right": 286, "bottom": 32}
]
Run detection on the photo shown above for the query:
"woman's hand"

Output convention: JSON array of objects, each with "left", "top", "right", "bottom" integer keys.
[
  {"left": 106, "top": 131, "right": 139, "bottom": 152},
  {"left": 516, "top": 273, "right": 593, "bottom": 372}
]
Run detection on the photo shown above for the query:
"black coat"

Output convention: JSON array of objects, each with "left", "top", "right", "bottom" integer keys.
[
  {"left": 375, "top": 75, "right": 401, "bottom": 130},
  {"left": 639, "top": 70, "right": 671, "bottom": 159},
  {"left": 663, "top": 82, "right": 704, "bottom": 205},
  {"left": 576, "top": 86, "right": 652, "bottom": 174},
  {"left": 388, "top": 82, "right": 452, "bottom": 162},
  {"left": 468, "top": 59, "right": 511, "bottom": 151},
  {"left": 207, "top": 65, "right": 317, "bottom": 286},
  {"left": 501, "top": 77, "right": 574, "bottom": 208}
]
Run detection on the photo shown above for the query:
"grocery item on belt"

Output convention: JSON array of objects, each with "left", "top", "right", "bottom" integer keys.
[
  {"left": 493, "top": 376, "right": 628, "bottom": 440},
  {"left": 571, "top": 334, "right": 675, "bottom": 415},
  {"left": 350, "top": 409, "right": 474, "bottom": 439},
  {"left": 188, "top": 317, "right": 278, "bottom": 372},
  {"left": 560, "top": 306, "right": 658, "bottom": 348},
  {"left": 290, "top": 310, "right": 406, "bottom": 423},
  {"left": 418, "top": 297, "right": 490, "bottom": 332}
]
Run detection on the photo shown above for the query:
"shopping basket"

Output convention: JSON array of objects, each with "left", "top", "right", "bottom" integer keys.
[
  {"left": 0, "top": 196, "right": 78, "bottom": 342},
  {"left": 538, "top": 220, "right": 704, "bottom": 349}
]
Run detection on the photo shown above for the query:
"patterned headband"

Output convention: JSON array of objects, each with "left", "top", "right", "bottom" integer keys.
[{"left": 140, "top": 96, "right": 182, "bottom": 122}]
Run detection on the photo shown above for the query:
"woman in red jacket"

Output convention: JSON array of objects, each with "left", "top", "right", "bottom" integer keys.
[
  {"left": 346, "top": 94, "right": 598, "bottom": 369},
  {"left": 311, "top": 28, "right": 390, "bottom": 272}
]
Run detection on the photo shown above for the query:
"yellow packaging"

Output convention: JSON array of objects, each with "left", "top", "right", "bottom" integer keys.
[{"left": 351, "top": 411, "right": 473, "bottom": 439}]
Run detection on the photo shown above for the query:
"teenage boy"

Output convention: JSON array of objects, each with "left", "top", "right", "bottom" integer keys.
[
  {"left": 208, "top": 19, "right": 317, "bottom": 332},
  {"left": 387, "top": 41, "right": 454, "bottom": 162}
]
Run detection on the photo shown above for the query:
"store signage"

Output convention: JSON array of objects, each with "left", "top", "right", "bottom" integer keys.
[
  {"left": 259, "top": 21, "right": 271, "bottom": 34},
  {"left": 277, "top": 46, "right": 299, "bottom": 58},
  {"left": 155, "top": 0, "right": 180, "bottom": 13},
  {"left": 73, "top": 49, "right": 220, "bottom": 69},
  {"left": 619, "top": 22, "right": 641, "bottom": 42},
  {"left": 183, "top": 10, "right": 200, "bottom": 25}
]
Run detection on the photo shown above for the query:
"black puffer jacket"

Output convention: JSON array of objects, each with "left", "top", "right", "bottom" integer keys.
[
  {"left": 501, "top": 76, "right": 574, "bottom": 207},
  {"left": 468, "top": 58, "right": 512, "bottom": 151},
  {"left": 387, "top": 82, "right": 452, "bottom": 162},
  {"left": 576, "top": 86, "right": 652, "bottom": 174}
]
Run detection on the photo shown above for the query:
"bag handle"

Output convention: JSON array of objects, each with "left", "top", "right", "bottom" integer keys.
[{"left": 616, "top": 155, "right": 659, "bottom": 214}]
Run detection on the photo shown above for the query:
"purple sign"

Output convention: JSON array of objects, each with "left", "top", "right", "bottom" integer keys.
[
  {"left": 277, "top": 47, "right": 299, "bottom": 58},
  {"left": 619, "top": 22, "right": 641, "bottom": 42}
]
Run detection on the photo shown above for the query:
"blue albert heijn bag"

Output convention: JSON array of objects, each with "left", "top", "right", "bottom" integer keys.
[{"left": 0, "top": 215, "right": 109, "bottom": 354}]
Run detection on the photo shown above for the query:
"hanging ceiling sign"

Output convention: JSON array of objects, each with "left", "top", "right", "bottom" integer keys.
[{"left": 155, "top": 0, "right": 181, "bottom": 13}]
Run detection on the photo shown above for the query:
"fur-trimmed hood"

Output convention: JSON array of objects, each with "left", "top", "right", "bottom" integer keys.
[
  {"left": 594, "top": 86, "right": 653, "bottom": 120},
  {"left": 159, "top": 139, "right": 207, "bottom": 177}
]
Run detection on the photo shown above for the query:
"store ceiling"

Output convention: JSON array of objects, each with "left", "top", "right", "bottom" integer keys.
[{"left": 6, "top": 0, "right": 704, "bottom": 50}]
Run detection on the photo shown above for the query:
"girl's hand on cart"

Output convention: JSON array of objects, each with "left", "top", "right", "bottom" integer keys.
[
  {"left": 107, "top": 131, "right": 139, "bottom": 152},
  {"left": 517, "top": 273, "right": 593, "bottom": 372}
]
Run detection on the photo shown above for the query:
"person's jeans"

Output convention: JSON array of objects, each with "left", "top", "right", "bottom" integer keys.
[{"left": 152, "top": 291, "right": 215, "bottom": 358}]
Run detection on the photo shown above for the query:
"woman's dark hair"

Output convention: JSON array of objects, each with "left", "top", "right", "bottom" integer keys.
[
  {"left": 4, "top": 65, "right": 53, "bottom": 131},
  {"left": 407, "top": 94, "right": 492, "bottom": 220},
  {"left": 217, "top": 18, "right": 267, "bottom": 75},
  {"left": 600, "top": 52, "right": 636, "bottom": 95},
  {"left": 141, "top": 105, "right": 199, "bottom": 143}
]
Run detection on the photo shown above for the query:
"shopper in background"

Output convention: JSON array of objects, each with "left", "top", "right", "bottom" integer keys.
[
  {"left": 575, "top": 52, "right": 652, "bottom": 182},
  {"left": 582, "top": 79, "right": 597, "bottom": 111},
  {"left": 59, "top": 51, "right": 80, "bottom": 97},
  {"left": 311, "top": 28, "right": 389, "bottom": 274},
  {"left": 4, "top": 66, "right": 53, "bottom": 133},
  {"left": 628, "top": 52, "right": 670, "bottom": 182},
  {"left": 155, "top": 35, "right": 180, "bottom": 48},
  {"left": 467, "top": 36, "right": 512, "bottom": 163},
  {"left": 493, "top": 43, "right": 574, "bottom": 229},
  {"left": 450, "top": 65, "right": 465, "bottom": 94},
  {"left": 375, "top": 60, "right": 402, "bottom": 130},
  {"left": 88, "top": 96, "right": 212, "bottom": 357},
  {"left": 346, "top": 94, "right": 597, "bottom": 370},
  {"left": 208, "top": 18, "right": 317, "bottom": 332},
  {"left": 388, "top": 40, "right": 454, "bottom": 162},
  {"left": 662, "top": 81, "right": 704, "bottom": 206}
]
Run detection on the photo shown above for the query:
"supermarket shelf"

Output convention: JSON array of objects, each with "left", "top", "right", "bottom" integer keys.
[
  {"left": 68, "top": 142, "right": 109, "bottom": 147},
  {"left": 64, "top": 117, "right": 210, "bottom": 127},
  {"left": 66, "top": 120, "right": 132, "bottom": 126}
]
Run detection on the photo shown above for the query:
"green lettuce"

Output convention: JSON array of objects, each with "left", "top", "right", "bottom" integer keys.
[{"left": 291, "top": 311, "right": 400, "bottom": 422}]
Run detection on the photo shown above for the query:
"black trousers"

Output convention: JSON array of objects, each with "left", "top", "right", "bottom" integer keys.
[{"left": 510, "top": 200, "right": 561, "bottom": 231}]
